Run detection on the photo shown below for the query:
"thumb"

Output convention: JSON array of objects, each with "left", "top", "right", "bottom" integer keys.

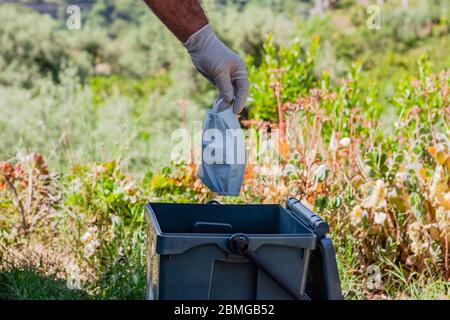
[
  {"left": 232, "top": 78, "right": 249, "bottom": 114},
  {"left": 214, "top": 71, "right": 234, "bottom": 104}
]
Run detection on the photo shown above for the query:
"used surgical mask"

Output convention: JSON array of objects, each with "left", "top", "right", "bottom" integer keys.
[{"left": 199, "top": 97, "right": 246, "bottom": 196}]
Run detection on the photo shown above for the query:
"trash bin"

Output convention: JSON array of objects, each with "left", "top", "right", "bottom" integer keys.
[{"left": 145, "top": 198, "right": 342, "bottom": 300}]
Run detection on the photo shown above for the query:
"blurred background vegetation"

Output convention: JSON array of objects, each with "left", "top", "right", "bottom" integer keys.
[{"left": 0, "top": 0, "right": 449, "bottom": 300}]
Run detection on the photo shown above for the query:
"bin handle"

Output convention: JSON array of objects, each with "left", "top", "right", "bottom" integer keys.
[
  {"left": 206, "top": 200, "right": 221, "bottom": 205},
  {"left": 286, "top": 198, "right": 329, "bottom": 239},
  {"left": 227, "top": 233, "right": 306, "bottom": 300}
]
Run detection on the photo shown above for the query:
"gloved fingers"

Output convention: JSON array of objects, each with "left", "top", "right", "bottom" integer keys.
[
  {"left": 232, "top": 77, "right": 249, "bottom": 114},
  {"left": 214, "top": 71, "right": 234, "bottom": 104},
  {"left": 213, "top": 95, "right": 232, "bottom": 112},
  {"left": 195, "top": 65, "right": 215, "bottom": 85}
]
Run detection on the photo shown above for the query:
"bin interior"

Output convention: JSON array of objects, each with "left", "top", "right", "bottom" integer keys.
[{"left": 148, "top": 203, "right": 313, "bottom": 235}]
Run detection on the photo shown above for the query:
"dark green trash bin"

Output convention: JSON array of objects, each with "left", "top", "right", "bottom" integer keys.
[{"left": 145, "top": 198, "right": 342, "bottom": 300}]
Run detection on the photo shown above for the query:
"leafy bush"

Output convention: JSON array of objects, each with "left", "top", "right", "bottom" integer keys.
[
  {"left": 1, "top": 156, "right": 149, "bottom": 298},
  {"left": 61, "top": 161, "right": 147, "bottom": 298},
  {"left": 0, "top": 5, "right": 72, "bottom": 86},
  {"left": 247, "top": 34, "right": 319, "bottom": 120}
]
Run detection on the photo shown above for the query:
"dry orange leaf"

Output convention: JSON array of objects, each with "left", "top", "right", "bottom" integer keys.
[
  {"left": 244, "top": 164, "right": 255, "bottom": 180},
  {"left": 418, "top": 166, "right": 427, "bottom": 181},
  {"left": 436, "top": 150, "right": 447, "bottom": 165},
  {"left": 427, "top": 146, "right": 437, "bottom": 157},
  {"left": 428, "top": 147, "right": 450, "bottom": 168},
  {"left": 316, "top": 182, "right": 323, "bottom": 193},
  {"left": 275, "top": 137, "right": 290, "bottom": 161},
  {"left": 443, "top": 157, "right": 450, "bottom": 170}
]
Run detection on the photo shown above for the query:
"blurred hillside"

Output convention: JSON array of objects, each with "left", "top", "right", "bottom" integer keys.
[{"left": 1, "top": 0, "right": 448, "bottom": 171}]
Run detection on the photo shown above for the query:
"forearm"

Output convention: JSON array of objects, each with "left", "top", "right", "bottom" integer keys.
[{"left": 142, "top": 0, "right": 208, "bottom": 42}]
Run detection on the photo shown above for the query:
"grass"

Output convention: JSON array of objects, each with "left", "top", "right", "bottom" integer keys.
[
  {"left": 334, "top": 237, "right": 449, "bottom": 300},
  {"left": 0, "top": 268, "right": 90, "bottom": 300},
  {"left": 0, "top": 246, "right": 147, "bottom": 300},
  {"left": 1, "top": 255, "right": 447, "bottom": 300},
  {"left": 339, "top": 263, "right": 450, "bottom": 300}
]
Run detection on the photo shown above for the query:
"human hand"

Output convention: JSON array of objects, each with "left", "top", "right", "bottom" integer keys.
[{"left": 183, "top": 24, "right": 249, "bottom": 114}]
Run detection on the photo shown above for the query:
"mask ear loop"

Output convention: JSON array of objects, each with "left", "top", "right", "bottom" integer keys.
[
  {"left": 213, "top": 96, "right": 236, "bottom": 113},
  {"left": 231, "top": 96, "right": 236, "bottom": 110}
]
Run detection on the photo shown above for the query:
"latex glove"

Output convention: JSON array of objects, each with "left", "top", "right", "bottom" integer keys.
[{"left": 183, "top": 24, "right": 249, "bottom": 114}]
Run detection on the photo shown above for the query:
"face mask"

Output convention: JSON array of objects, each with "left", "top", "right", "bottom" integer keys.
[{"left": 199, "top": 97, "right": 246, "bottom": 196}]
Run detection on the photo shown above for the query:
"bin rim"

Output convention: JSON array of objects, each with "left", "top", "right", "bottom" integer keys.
[{"left": 145, "top": 202, "right": 317, "bottom": 254}]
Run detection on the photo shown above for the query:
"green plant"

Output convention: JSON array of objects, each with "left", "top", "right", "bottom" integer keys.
[{"left": 247, "top": 34, "right": 319, "bottom": 121}]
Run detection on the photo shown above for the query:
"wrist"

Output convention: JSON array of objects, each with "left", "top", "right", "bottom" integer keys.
[{"left": 182, "top": 24, "right": 216, "bottom": 54}]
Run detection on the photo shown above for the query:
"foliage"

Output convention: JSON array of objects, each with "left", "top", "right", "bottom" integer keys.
[
  {"left": 1, "top": 157, "right": 149, "bottom": 299},
  {"left": 247, "top": 34, "right": 319, "bottom": 120},
  {"left": 0, "top": 5, "right": 73, "bottom": 86},
  {"left": 1, "top": 0, "right": 450, "bottom": 300},
  {"left": 0, "top": 153, "right": 60, "bottom": 243}
]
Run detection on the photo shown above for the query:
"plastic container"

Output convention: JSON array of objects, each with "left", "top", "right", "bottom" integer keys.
[{"left": 145, "top": 198, "right": 342, "bottom": 300}]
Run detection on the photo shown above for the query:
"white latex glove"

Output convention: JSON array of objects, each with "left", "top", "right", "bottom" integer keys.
[{"left": 183, "top": 24, "right": 249, "bottom": 114}]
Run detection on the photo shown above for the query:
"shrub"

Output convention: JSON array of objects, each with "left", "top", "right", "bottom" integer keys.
[
  {"left": 0, "top": 5, "right": 71, "bottom": 86},
  {"left": 247, "top": 34, "right": 319, "bottom": 121}
]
